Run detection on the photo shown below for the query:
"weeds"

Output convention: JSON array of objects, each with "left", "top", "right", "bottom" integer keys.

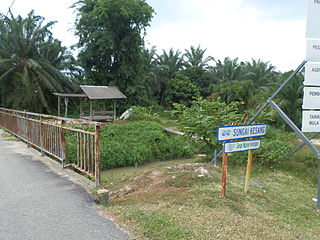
[{"left": 66, "top": 121, "right": 196, "bottom": 169}]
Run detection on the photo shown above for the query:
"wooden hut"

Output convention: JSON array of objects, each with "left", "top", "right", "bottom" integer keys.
[{"left": 53, "top": 85, "right": 127, "bottom": 121}]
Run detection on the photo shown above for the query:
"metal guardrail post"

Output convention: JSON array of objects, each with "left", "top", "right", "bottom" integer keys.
[
  {"left": 60, "top": 120, "right": 66, "bottom": 168},
  {"left": 40, "top": 115, "right": 44, "bottom": 157},
  {"left": 95, "top": 124, "right": 101, "bottom": 188}
]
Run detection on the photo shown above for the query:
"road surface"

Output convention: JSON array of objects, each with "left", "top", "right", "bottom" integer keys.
[{"left": 0, "top": 131, "right": 129, "bottom": 240}]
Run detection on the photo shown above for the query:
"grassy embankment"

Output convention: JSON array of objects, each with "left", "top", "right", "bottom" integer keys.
[
  {"left": 94, "top": 120, "right": 320, "bottom": 240},
  {"left": 64, "top": 110, "right": 319, "bottom": 239},
  {"left": 100, "top": 149, "right": 319, "bottom": 240}
]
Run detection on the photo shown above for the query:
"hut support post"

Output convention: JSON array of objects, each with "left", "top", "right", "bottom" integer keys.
[
  {"left": 80, "top": 99, "right": 83, "bottom": 117},
  {"left": 58, "top": 96, "right": 61, "bottom": 117},
  {"left": 90, "top": 100, "right": 93, "bottom": 121},
  {"left": 64, "top": 98, "right": 69, "bottom": 118},
  {"left": 103, "top": 102, "right": 106, "bottom": 111},
  {"left": 113, "top": 100, "right": 116, "bottom": 122}
]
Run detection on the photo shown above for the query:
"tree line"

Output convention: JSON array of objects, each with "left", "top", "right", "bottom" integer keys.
[{"left": 0, "top": 0, "right": 303, "bottom": 127}]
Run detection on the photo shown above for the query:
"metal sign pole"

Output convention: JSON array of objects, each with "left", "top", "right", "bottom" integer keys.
[
  {"left": 268, "top": 99, "right": 320, "bottom": 210},
  {"left": 249, "top": 60, "right": 307, "bottom": 123},
  {"left": 213, "top": 61, "right": 307, "bottom": 162},
  {"left": 244, "top": 150, "right": 253, "bottom": 193},
  {"left": 221, "top": 150, "right": 228, "bottom": 197},
  {"left": 268, "top": 99, "right": 320, "bottom": 158},
  {"left": 288, "top": 132, "right": 320, "bottom": 156},
  {"left": 318, "top": 163, "right": 320, "bottom": 210}
]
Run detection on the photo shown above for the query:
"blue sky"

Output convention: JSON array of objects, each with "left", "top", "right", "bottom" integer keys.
[{"left": 1, "top": 0, "right": 309, "bottom": 71}]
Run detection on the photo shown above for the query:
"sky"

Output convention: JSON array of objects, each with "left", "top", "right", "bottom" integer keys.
[{"left": 0, "top": 0, "right": 309, "bottom": 72}]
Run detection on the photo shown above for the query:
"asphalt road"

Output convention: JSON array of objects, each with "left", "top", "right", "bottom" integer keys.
[{"left": 0, "top": 133, "right": 129, "bottom": 240}]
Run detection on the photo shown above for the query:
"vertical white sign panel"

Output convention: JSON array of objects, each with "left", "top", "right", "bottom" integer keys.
[
  {"left": 306, "top": 39, "right": 320, "bottom": 62},
  {"left": 306, "top": 0, "right": 320, "bottom": 38},
  {"left": 303, "top": 87, "right": 320, "bottom": 109},
  {"left": 302, "top": 110, "right": 320, "bottom": 132},
  {"left": 304, "top": 62, "right": 320, "bottom": 86}
]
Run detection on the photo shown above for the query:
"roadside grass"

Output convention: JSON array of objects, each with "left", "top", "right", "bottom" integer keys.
[
  {"left": 100, "top": 158, "right": 320, "bottom": 240},
  {"left": 280, "top": 146, "right": 318, "bottom": 184},
  {"left": 65, "top": 121, "right": 196, "bottom": 169},
  {"left": 0, "top": 131, "right": 18, "bottom": 141}
]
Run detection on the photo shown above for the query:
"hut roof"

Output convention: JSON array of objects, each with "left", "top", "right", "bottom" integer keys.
[{"left": 79, "top": 85, "right": 127, "bottom": 100}]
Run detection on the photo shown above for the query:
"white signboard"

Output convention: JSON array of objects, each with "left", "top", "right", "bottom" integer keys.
[
  {"left": 302, "top": 110, "right": 320, "bottom": 132},
  {"left": 306, "top": 39, "right": 320, "bottom": 62},
  {"left": 224, "top": 140, "right": 261, "bottom": 153},
  {"left": 302, "top": 87, "right": 320, "bottom": 109},
  {"left": 304, "top": 62, "right": 320, "bottom": 86},
  {"left": 217, "top": 124, "right": 267, "bottom": 142},
  {"left": 306, "top": 0, "right": 320, "bottom": 38}
]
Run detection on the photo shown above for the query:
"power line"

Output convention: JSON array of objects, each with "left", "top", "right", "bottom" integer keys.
[{"left": 5, "top": 0, "right": 16, "bottom": 17}]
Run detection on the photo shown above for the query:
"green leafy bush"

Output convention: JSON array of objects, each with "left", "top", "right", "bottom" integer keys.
[
  {"left": 165, "top": 73, "right": 200, "bottom": 106},
  {"left": 254, "top": 139, "right": 294, "bottom": 167},
  {"left": 127, "top": 106, "right": 162, "bottom": 123},
  {"left": 66, "top": 121, "right": 195, "bottom": 169},
  {"left": 229, "top": 128, "right": 295, "bottom": 168},
  {"left": 171, "top": 97, "right": 243, "bottom": 152}
]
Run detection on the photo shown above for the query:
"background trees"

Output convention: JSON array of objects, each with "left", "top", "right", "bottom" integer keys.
[
  {"left": 184, "top": 45, "right": 213, "bottom": 69},
  {"left": 0, "top": 0, "right": 302, "bottom": 126},
  {"left": 0, "top": 11, "right": 73, "bottom": 112},
  {"left": 154, "top": 48, "right": 184, "bottom": 105},
  {"left": 244, "top": 59, "right": 277, "bottom": 88},
  {"left": 73, "top": 0, "right": 154, "bottom": 105}
]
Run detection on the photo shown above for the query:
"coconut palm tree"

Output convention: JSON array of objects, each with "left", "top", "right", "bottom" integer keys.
[{"left": 0, "top": 11, "right": 73, "bottom": 112}]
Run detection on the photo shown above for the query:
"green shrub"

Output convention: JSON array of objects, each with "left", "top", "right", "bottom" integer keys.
[
  {"left": 254, "top": 139, "right": 294, "bottom": 167},
  {"left": 127, "top": 106, "right": 162, "bottom": 123},
  {"left": 100, "top": 121, "right": 195, "bottom": 169},
  {"left": 66, "top": 121, "right": 195, "bottom": 170},
  {"left": 228, "top": 129, "right": 295, "bottom": 168},
  {"left": 171, "top": 97, "right": 243, "bottom": 153}
]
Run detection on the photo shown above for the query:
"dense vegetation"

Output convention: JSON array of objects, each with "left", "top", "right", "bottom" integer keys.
[
  {"left": 1, "top": 2, "right": 318, "bottom": 238},
  {"left": 0, "top": 0, "right": 307, "bottom": 166},
  {"left": 66, "top": 121, "right": 195, "bottom": 170},
  {"left": 0, "top": 1, "right": 304, "bottom": 128},
  {"left": 0, "top": 11, "right": 74, "bottom": 112},
  {"left": 73, "top": 0, "right": 154, "bottom": 105}
]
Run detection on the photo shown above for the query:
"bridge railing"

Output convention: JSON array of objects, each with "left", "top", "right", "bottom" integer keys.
[{"left": 0, "top": 107, "right": 103, "bottom": 188}]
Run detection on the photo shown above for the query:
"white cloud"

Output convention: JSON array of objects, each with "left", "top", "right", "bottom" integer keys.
[
  {"left": 146, "top": 0, "right": 306, "bottom": 71},
  {"left": 1, "top": 0, "right": 77, "bottom": 47},
  {"left": 1, "top": 0, "right": 306, "bottom": 71}
]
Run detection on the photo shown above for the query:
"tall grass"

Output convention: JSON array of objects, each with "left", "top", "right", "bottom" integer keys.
[{"left": 66, "top": 121, "right": 195, "bottom": 169}]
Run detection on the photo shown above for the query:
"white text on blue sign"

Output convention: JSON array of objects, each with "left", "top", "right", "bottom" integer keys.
[{"left": 217, "top": 124, "right": 267, "bottom": 142}]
